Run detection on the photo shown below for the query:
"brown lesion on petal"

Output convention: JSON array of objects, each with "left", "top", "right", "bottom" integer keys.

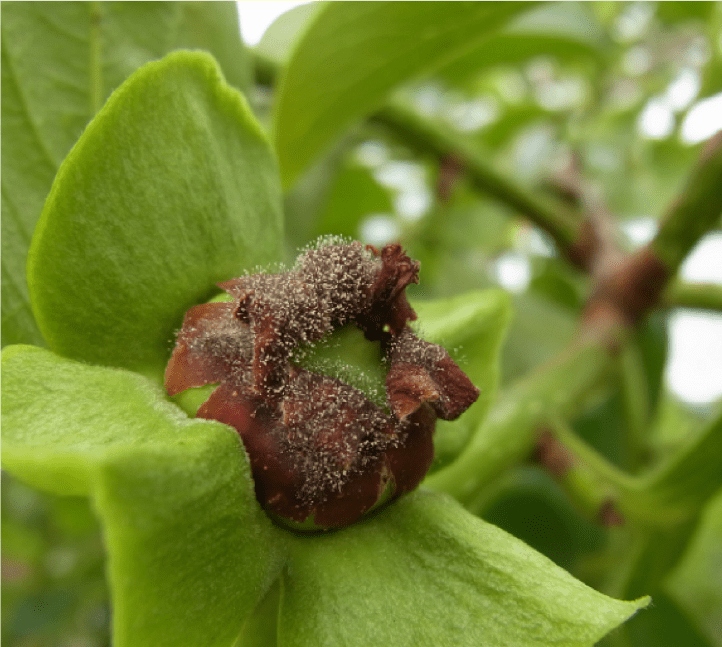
[{"left": 165, "top": 240, "right": 479, "bottom": 529}]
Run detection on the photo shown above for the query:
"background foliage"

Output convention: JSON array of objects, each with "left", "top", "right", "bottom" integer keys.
[{"left": 2, "top": 2, "right": 722, "bottom": 646}]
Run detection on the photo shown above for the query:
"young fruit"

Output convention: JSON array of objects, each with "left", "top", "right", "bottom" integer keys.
[{"left": 165, "top": 240, "right": 478, "bottom": 529}]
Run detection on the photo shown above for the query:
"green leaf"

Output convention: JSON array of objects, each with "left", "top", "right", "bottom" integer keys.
[
  {"left": 235, "top": 580, "right": 281, "bottom": 647},
  {"left": 312, "top": 161, "right": 394, "bottom": 240},
  {"left": 502, "top": 292, "right": 577, "bottom": 384},
  {"left": 411, "top": 289, "right": 512, "bottom": 469},
  {"left": 279, "top": 489, "right": 648, "bottom": 647},
  {"left": 436, "top": 2, "right": 606, "bottom": 86},
  {"left": 1, "top": 2, "right": 251, "bottom": 349},
  {"left": 1, "top": 344, "right": 288, "bottom": 647},
  {"left": 27, "top": 51, "right": 283, "bottom": 379},
  {"left": 172, "top": 2, "right": 252, "bottom": 93},
  {"left": 274, "top": 1, "right": 536, "bottom": 187}
]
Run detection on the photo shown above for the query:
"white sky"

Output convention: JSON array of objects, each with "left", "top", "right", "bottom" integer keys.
[
  {"left": 237, "top": 1, "right": 309, "bottom": 45},
  {"left": 236, "top": 1, "right": 722, "bottom": 406}
]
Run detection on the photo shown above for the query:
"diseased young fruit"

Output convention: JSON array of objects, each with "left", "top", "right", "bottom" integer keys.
[{"left": 165, "top": 240, "right": 479, "bottom": 529}]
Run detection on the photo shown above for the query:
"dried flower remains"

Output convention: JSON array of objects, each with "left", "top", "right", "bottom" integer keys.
[{"left": 165, "top": 240, "right": 479, "bottom": 529}]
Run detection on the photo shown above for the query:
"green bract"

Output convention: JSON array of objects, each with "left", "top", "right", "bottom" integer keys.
[
  {"left": 26, "top": 50, "right": 281, "bottom": 379},
  {"left": 2, "top": 50, "right": 648, "bottom": 646},
  {"left": 1, "top": 1, "right": 251, "bottom": 349}
]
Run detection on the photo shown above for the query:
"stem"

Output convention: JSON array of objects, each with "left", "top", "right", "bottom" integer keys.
[
  {"left": 373, "top": 101, "right": 584, "bottom": 262},
  {"left": 548, "top": 418, "right": 639, "bottom": 492},
  {"left": 663, "top": 280, "right": 722, "bottom": 312},
  {"left": 424, "top": 329, "right": 616, "bottom": 504},
  {"left": 540, "top": 407, "right": 722, "bottom": 528},
  {"left": 649, "top": 131, "right": 722, "bottom": 275}
]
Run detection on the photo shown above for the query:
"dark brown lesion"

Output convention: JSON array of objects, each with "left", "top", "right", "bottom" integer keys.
[{"left": 165, "top": 241, "right": 479, "bottom": 529}]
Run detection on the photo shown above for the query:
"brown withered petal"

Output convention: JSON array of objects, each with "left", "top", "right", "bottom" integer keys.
[
  {"left": 386, "top": 328, "right": 480, "bottom": 421},
  {"left": 165, "top": 240, "right": 478, "bottom": 529},
  {"left": 164, "top": 301, "right": 250, "bottom": 396}
]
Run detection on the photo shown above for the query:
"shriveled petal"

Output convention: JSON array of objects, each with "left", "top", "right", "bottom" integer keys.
[
  {"left": 387, "top": 329, "right": 480, "bottom": 421},
  {"left": 386, "top": 362, "right": 440, "bottom": 420},
  {"left": 217, "top": 277, "right": 249, "bottom": 299},
  {"left": 361, "top": 244, "right": 419, "bottom": 337},
  {"left": 164, "top": 302, "right": 248, "bottom": 395},
  {"left": 426, "top": 356, "right": 480, "bottom": 420}
]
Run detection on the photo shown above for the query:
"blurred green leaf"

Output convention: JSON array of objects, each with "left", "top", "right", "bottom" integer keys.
[
  {"left": 668, "top": 489, "right": 722, "bottom": 647},
  {"left": 1, "top": 2, "right": 250, "bottom": 349},
  {"left": 312, "top": 161, "right": 393, "bottom": 240},
  {"left": 1, "top": 344, "right": 288, "bottom": 647},
  {"left": 280, "top": 489, "right": 648, "bottom": 647},
  {"left": 27, "top": 51, "right": 282, "bottom": 379},
  {"left": 502, "top": 292, "right": 577, "bottom": 384},
  {"left": 1, "top": 476, "right": 109, "bottom": 647},
  {"left": 274, "top": 1, "right": 535, "bottom": 187},
  {"left": 173, "top": 2, "right": 251, "bottom": 92},
  {"left": 437, "top": 2, "right": 606, "bottom": 86},
  {"left": 480, "top": 466, "right": 606, "bottom": 571},
  {"left": 656, "top": 2, "right": 717, "bottom": 25},
  {"left": 620, "top": 590, "right": 714, "bottom": 647}
]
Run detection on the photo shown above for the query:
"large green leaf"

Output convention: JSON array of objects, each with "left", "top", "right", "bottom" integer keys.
[
  {"left": 27, "top": 51, "right": 283, "bottom": 379},
  {"left": 1, "top": 344, "right": 288, "bottom": 647},
  {"left": 436, "top": 2, "right": 606, "bottom": 86},
  {"left": 273, "top": 1, "right": 535, "bottom": 187},
  {"left": 280, "top": 489, "right": 648, "bottom": 647},
  {"left": 412, "top": 289, "right": 512, "bottom": 469},
  {"left": 1, "top": 2, "right": 250, "bottom": 349}
]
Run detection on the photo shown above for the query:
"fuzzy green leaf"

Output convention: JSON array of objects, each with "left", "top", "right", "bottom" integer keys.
[
  {"left": 1, "top": 2, "right": 251, "bottom": 349},
  {"left": 273, "top": 1, "right": 535, "bottom": 187},
  {"left": 412, "top": 289, "right": 512, "bottom": 469},
  {"left": 280, "top": 489, "right": 648, "bottom": 647},
  {"left": 1, "top": 344, "right": 288, "bottom": 647},
  {"left": 27, "top": 51, "right": 283, "bottom": 379}
]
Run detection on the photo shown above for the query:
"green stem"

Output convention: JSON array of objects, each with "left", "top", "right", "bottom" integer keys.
[
  {"left": 544, "top": 407, "right": 722, "bottom": 528},
  {"left": 649, "top": 131, "right": 722, "bottom": 275},
  {"left": 549, "top": 418, "right": 638, "bottom": 493},
  {"left": 424, "top": 330, "right": 616, "bottom": 504},
  {"left": 373, "top": 101, "right": 582, "bottom": 258},
  {"left": 663, "top": 279, "right": 722, "bottom": 312}
]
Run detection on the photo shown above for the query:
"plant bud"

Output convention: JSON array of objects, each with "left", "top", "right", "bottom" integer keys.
[{"left": 165, "top": 240, "right": 479, "bottom": 529}]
